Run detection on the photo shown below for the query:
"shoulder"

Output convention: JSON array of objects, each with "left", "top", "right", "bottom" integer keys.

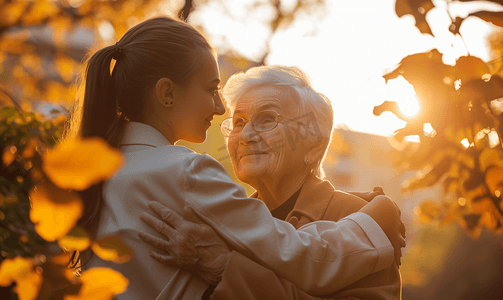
[
  {"left": 108, "top": 145, "right": 231, "bottom": 190},
  {"left": 324, "top": 190, "right": 368, "bottom": 221}
]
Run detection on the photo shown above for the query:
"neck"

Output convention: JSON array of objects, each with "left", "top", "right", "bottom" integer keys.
[
  {"left": 141, "top": 117, "right": 176, "bottom": 144},
  {"left": 253, "top": 171, "right": 310, "bottom": 211}
]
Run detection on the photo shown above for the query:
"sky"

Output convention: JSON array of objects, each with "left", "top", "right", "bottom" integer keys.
[{"left": 187, "top": 0, "right": 503, "bottom": 137}]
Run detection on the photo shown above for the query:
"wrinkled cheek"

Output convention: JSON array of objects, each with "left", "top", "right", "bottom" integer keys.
[{"left": 237, "top": 155, "right": 269, "bottom": 178}]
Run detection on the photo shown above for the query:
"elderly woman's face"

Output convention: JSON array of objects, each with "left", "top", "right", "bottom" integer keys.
[{"left": 227, "top": 85, "right": 312, "bottom": 185}]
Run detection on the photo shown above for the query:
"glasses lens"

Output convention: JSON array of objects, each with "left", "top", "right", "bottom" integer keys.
[
  {"left": 220, "top": 118, "right": 233, "bottom": 137},
  {"left": 253, "top": 111, "right": 279, "bottom": 132}
]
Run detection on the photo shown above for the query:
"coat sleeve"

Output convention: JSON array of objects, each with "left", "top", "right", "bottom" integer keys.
[
  {"left": 135, "top": 152, "right": 394, "bottom": 295},
  {"left": 212, "top": 250, "right": 379, "bottom": 300}
]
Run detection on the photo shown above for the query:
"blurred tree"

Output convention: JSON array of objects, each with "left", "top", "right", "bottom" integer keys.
[
  {"left": 0, "top": 0, "right": 327, "bottom": 110},
  {"left": 0, "top": 0, "right": 169, "bottom": 111},
  {"left": 374, "top": 0, "right": 503, "bottom": 240}
]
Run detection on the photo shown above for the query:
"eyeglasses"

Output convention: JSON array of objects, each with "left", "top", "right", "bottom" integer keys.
[{"left": 220, "top": 110, "right": 281, "bottom": 137}]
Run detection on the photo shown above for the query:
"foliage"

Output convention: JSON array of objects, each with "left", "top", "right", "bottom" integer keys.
[
  {"left": 0, "top": 0, "right": 327, "bottom": 109},
  {"left": 0, "top": 104, "right": 129, "bottom": 300},
  {"left": 0, "top": 106, "right": 62, "bottom": 260},
  {"left": 374, "top": 0, "right": 503, "bottom": 239},
  {"left": 0, "top": 0, "right": 166, "bottom": 109}
]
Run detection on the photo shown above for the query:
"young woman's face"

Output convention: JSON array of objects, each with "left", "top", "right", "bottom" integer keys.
[{"left": 172, "top": 52, "right": 225, "bottom": 143}]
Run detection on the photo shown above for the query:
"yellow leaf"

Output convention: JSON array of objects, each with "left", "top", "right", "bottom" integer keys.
[
  {"left": 0, "top": 30, "right": 30, "bottom": 54},
  {"left": 13, "top": 65, "right": 28, "bottom": 80},
  {"left": 55, "top": 54, "right": 79, "bottom": 83},
  {"left": 20, "top": 54, "right": 42, "bottom": 71},
  {"left": 450, "top": 56, "right": 490, "bottom": 84},
  {"left": 22, "top": 0, "right": 60, "bottom": 25},
  {"left": 459, "top": 213, "right": 482, "bottom": 240},
  {"left": 470, "top": 197, "right": 503, "bottom": 230},
  {"left": 0, "top": 1, "right": 29, "bottom": 27},
  {"left": 0, "top": 256, "right": 33, "bottom": 287},
  {"left": 22, "top": 139, "right": 38, "bottom": 159},
  {"left": 416, "top": 200, "right": 441, "bottom": 223},
  {"left": 58, "top": 227, "right": 91, "bottom": 252},
  {"left": 65, "top": 267, "right": 129, "bottom": 300},
  {"left": 91, "top": 236, "right": 133, "bottom": 264},
  {"left": 2, "top": 145, "right": 16, "bottom": 166},
  {"left": 0, "top": 256, "right": 43, "bottom": 299},
  {"left": 470, "top": 197, "right": 494, "bottom": 214},
  {"left": 45, "top": 81, "right": 68, "bottom": 103},
  {"left": 49, "top": 16, "right": 73, "bottom": 48},
  {"left": 14, "top": 270, "right": 42, "bottom": 300},
  {"left": 479, "top": 148, "right": 500, "bottom": 172},
  {"left": 439, "top": 201, "right": 462, "bottom": 226},
  {"left": 29, "top": 182, "right": 83, "bottom": 242},
  {"left": 42, "top": 138, "right": 124, "bottom": 191},
  {"left": 486, "top": 166, "right": 503, "bottom": 196}
]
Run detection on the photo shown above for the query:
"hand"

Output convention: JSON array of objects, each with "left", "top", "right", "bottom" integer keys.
[
  {"left": 358, "top": 195, "right": 406, "bottom": 266},
  {"left": 348, "top": 186, "right": 385, "bottom": 202},
  {"left": 138, "top": 202, "right": 231, "bottom": 285}
]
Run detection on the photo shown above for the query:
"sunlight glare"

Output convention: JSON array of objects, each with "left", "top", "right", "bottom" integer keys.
[
  {"left": 423, "top": 123, "right": 436, "bottom": 137},
  {"left": 386, "top": 77, "right": 420, "bottom": 117},
  {"left": 488, "top": 130, "right": 500, "bottom": 148},
  {"left": 460, "top": 138, "right": 470, "bottom": 148}
]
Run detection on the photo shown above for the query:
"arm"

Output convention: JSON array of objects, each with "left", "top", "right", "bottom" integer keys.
[
  {"left": 140, "top": 205, "right": 401, "bottom": 300},
  {"left": 214, "top": 250, "right": 400, "bottom": 300},
  {"left": 137, "top": 153, "right": 394, "bottom": 295}
]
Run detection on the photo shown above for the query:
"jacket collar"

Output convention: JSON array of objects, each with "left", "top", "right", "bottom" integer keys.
[
  {"left": 120, "top": 121, "right": 171, "bottom": 148},
  {"left": 285, "top": 174, "right": 336, "bottom": 223},
  {"left": 249, "top": 174, "right": 335, "bottom": 223}
]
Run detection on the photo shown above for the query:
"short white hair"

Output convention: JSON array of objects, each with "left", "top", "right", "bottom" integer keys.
[{"left": 223, "top": 65, "right": 334, "bottom": 179}]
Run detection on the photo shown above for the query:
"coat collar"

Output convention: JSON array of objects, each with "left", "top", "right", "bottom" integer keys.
[
  {"left": 120, "top": 121, "right": 171, "bottom": 148},
  {"left": 249, "top": 174, "right": 335, "bottom": 224},
  {"left": 285, "top": 174, "right": 336, "bottom": 224}
]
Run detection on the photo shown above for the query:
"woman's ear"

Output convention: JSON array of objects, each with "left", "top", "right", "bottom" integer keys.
[{"left": 155, "top": 78, "right": 175, "bottom": 108}]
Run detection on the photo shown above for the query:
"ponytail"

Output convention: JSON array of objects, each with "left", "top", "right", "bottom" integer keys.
[{"left": 66, "top": 46, "right": 126, "bottom": 268}]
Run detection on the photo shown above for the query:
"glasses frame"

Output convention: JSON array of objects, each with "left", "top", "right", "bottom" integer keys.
[{"left": 220, "top": 110, "right": 282, "bottom": 137}]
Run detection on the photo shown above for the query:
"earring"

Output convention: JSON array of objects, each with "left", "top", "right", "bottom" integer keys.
[
  {"left": 304, "top": 157, "right": 309, "bottom": 165},
  {"left": 164, "top": 101, "right": 173, "bottom": 107}
]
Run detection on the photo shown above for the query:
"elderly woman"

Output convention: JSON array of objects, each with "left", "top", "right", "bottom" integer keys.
[{"left": 139, "top": 65, "right": 403, "bottom": 299}]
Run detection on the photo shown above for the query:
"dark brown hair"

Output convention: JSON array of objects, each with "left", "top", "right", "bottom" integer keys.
[{"left": 64, "top": 16, "right": 213, "bottom": 266}]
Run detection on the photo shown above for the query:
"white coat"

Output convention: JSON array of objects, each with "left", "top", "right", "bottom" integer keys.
[{"left": 85, "top": 121, "right": 393, "bottom": 300}]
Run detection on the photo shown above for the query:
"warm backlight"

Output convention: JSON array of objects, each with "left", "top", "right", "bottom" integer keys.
[{"left": 386, "top": 77, "right": 420, "bottom": 117}]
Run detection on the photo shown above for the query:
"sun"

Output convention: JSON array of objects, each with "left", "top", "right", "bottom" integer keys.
[{"left": 386, "top": 76, "right": 420, "bottom": 117}]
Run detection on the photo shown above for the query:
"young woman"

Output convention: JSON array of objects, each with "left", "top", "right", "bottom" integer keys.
[{"left": 66, "top": 16, "right": 403, "bottom": 300}]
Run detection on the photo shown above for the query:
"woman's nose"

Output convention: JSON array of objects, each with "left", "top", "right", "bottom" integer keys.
[
  {"left": 214, "top": 93, "right": 226, "bottom": 116},
  {"left": 238, "top": 121, "right": 260, "bottom": 144}
]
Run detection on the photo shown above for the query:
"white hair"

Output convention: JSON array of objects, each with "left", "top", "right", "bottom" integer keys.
[{"left": 223, "top": 65, "right": 334, "bottom": 179}]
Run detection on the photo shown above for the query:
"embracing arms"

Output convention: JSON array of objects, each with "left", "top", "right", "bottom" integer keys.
[{"left": 133, "top": 153, "right": 398, "bottom": 295}]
